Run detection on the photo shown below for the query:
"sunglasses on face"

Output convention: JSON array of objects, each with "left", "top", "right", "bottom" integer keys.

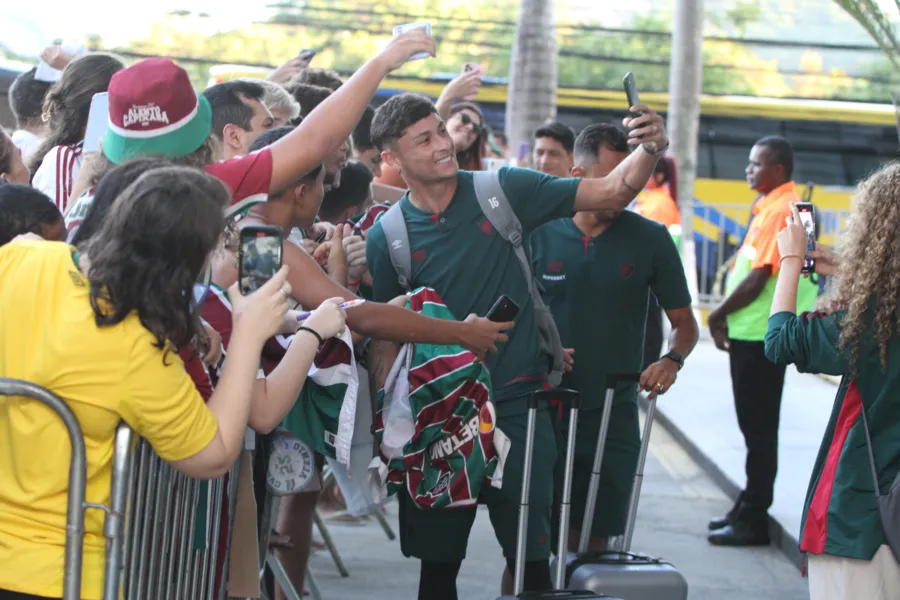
[{"left": 459, "top": 113, "right": 484, "bottom": 137}]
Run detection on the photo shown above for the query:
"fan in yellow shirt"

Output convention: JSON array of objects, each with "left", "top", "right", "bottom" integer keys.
[{"left": 0, "top": 166, "right": 293, "bottom": 600}]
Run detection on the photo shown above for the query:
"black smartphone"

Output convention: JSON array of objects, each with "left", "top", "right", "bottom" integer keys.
[
  {"left": 795, "top": 202, "right": 817, "bottom": 274},
  {"left": 239, "top": 225, "right": 284, "bottom": 296},
  {"left": 486, "top": 295, "right": 520, "bottom": 322},
  {"left": 623, "top": 72, "right": 643, "bottom": 116},
  {"left": 299, "top": 49, "right": 317, "bottom": 61}
]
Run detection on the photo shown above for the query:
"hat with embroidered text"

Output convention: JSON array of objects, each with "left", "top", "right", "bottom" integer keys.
[{"left": 102, "top": 58, "right": 211, "bottom": 164}]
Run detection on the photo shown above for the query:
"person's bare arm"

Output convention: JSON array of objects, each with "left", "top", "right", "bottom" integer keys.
[
  {"left": 282, "top": 242, "right": 509, "bottom": 353},
  {"left": 573, "top": 106, "right": 667, "bottom": 213},
  {"left": 664, "top": 307, "right": 700, "bottom": 359},
  {"left": 267, "top": 31, "right": 435, "bottom": 192},
  {"left": 170, "top": 271, "right": 291, "bottom": 478},
  {"left": 435, "top": 72, "right": 482, "bottom": 120},
  {"left": 248, "top": 299, "right": 346, "bottom": 433}
]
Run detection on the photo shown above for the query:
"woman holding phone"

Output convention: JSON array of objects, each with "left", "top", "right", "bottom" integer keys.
[
  {"left": 764, "top": 163, "right": 900, "bottom": 599},
  {"left": 0, "top": 167, "right": 291, "bottom": 600}
]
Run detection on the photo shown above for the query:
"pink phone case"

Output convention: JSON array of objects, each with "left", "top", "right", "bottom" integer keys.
[{"left": 462, "top": 64, "right": 483, "bottom": 101}]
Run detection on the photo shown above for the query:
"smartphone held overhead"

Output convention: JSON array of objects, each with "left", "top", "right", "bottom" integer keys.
[
  {"left": 623, "top": 72, "right": 642, "bottom": 116},
  {"left": 392, "top": 21, "right": 432, "bottom": 61},
  {"left": 462, "top": 63, "right": 483, "bottom": 101},
  {"left": 239, "top": 225, "right": 284, "bottom": 296},
  {"left": 795, "top": 202, "right": 817, "bottom": 274}
]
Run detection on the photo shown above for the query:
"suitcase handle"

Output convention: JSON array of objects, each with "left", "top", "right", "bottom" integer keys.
[
  {"left": 605, "top": 372, "right": 642, "bottom": 388},
  {"left": 528, "top": 388, "right": 581, "bottom": 409}
]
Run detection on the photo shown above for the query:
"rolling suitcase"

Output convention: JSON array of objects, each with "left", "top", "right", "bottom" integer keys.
[
  {"left": 557, "top": 373, "right": 688, "bottom": 600},
  {"left": 498, "top": 389, "right": 622, "bottom": 600}
]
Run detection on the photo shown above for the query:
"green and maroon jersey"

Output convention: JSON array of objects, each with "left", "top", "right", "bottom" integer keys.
[{"left": 373, "top": 287, "right": 501, "bottom": 509}]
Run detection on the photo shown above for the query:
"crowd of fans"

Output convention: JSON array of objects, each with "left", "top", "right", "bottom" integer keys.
[{"left": 0, "top": 25, "right": 898, "bottom": 600}]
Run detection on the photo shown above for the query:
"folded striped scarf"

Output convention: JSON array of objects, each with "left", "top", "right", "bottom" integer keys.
[{"left": 367, "top": 287, "right": 508, "bottom": 509}]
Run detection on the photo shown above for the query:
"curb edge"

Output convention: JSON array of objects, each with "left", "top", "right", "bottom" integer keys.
[{"left": 639, "top": 395, "right": 804, "bottom": 572}]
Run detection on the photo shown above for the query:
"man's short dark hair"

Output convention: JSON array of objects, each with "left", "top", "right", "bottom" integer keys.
[
  {"left": 203, "top": 80, "right": 266, "bottom": 140},
  {"left": 534, "top": 122, "right": 575, "bottom": 154},
  {"left": 352, "top": 105, "right": 375, "bottom": 152},
  {"left": 319, "top": 162, "right": 374, "bottom": 222},
  {"left": 293, "top": 68, "right": 343, "bottom": 91},
  {"left": 9, "top": 68, "right": 52, "bottom": 128},
  {"left": 574, "top": 123, "right": 630, "bottom": 163},
  {"left": 371, "top": 93, "right": 438, "bottom": 151},
  {"left": 288, "top": 83, "right": 333, "bottom": 123},
  {"left": 249, "top": 126, "right": 322, "bottom": 184},
  {"left": 0, "top": 184, "right": 63, "bottom": 246},
  {"left": 755, "top": 135, "right": 794, "bottom": 180}
]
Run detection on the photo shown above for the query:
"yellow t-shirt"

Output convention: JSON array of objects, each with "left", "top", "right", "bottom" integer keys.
[{"left": 0, "top": 240, "right": 218, "bottom": 599}]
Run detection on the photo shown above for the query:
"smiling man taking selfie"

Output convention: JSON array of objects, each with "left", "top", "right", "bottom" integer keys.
[{"left": 364, "top": 92, "right": 669, "bottom": 599}]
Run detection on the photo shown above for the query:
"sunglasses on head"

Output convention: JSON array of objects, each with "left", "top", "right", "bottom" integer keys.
[{"left": 459, "top": 113, "right": 484, "bottom": 136}]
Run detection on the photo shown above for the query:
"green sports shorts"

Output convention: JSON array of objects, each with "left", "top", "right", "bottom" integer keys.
[
  {"left": 398, "top": 405, "right": 558, "bottom": 562},
  {"left": 552, "top": 398, "right": 640, "bottom": 542}
]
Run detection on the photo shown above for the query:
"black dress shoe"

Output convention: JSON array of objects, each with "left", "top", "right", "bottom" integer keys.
[
  {"left": 707, "top": 521, "right": 770, "bottom": 546},
  {"left": 708, "top": 491, "right": 745, "bottom": 531}
]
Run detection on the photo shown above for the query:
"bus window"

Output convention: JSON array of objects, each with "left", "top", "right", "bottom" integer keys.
[
  {"left": 793, "top": 149, "right": 847, "bottom": 186},
  {"left": 844, "top": 152, "right": 884, "bottom": 185},
  {"left": 696, "top": 141, "right": 713, "bottom": 179}
]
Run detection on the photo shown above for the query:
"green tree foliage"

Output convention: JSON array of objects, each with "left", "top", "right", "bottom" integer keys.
[{"left": 93, "top": 1, "right": 890, "bottom": 101}]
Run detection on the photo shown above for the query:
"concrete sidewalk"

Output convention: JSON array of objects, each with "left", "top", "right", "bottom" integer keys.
[
  {"left": 308, "top": 413, "right": 807, "bottom": 599},
  {"left": 648, "top": 340, "right": 838, "bottom": 568}
]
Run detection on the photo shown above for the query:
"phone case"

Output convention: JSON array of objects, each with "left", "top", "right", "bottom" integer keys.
[
  {"left": 392, "top": 22, "right": 432, "bottom": 61},
  {"left": 239, "top": 228, "right": 284, "bottom": 296},
  {"left": 462, "top": 64, "right": 483, "bottom": 101},
  {"left": 83, "top": 92, "right": 110, "bottom": 154}
]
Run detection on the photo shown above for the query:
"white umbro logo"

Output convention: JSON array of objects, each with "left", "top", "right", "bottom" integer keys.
[
  {"left": 391, "top": 240, "right": 403, "bottom": 250},
  {"left": 488, "top": 197, "right": 499, "bottom": 209}
]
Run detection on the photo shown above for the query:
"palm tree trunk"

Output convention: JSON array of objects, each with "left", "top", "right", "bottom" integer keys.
[{"left": 504, "top": 0, "right": 558, "bottom": 161}]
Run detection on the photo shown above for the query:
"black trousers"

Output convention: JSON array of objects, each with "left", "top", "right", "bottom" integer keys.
[
  {"left": 728, "top": 339, "right": 786, "bottom": 517},
  {"left": 642, "top": 293, "right": 664, "bottom": 371}
]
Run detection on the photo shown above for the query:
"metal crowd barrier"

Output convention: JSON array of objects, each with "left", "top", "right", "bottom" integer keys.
[
  {"left": 0, "top": 378, "right": 240, "bottom": 600},
  {"left": 121, "top": 439, "right": 240, "bottom": 600}
]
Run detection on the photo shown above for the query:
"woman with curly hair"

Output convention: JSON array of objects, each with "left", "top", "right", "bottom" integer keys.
[{"left": 765, "top": 162, "right": 900, "bottom": 599}]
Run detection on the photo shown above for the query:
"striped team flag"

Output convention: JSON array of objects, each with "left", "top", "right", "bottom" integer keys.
[
  {"left": 367, "top": 287, "right": 508, "bottom": 510},
  {"left": 281, "top": 329, "right": 359, "bottom": 466}
]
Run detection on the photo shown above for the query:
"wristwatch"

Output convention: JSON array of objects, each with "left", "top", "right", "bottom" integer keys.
[{"left": 662, "top": 350, "right": 685, "bottom": 371}]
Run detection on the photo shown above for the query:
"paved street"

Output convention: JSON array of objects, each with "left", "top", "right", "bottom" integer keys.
[{"left": 307, "top": 412, "right": 808, "bottom": 600}]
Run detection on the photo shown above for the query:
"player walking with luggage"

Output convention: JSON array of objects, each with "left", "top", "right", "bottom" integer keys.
[
  {"left": 531, "top": 123, "right": 698, "bottom": 553},
  {"left": 364, "top": 93, "right": 668, "bottom": 598}
]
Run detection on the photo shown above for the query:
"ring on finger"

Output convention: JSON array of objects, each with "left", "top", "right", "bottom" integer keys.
[
  {"left": 280, "top": 287, "right": 290, "bottom": 299},
  {"left": 656, "top": 382, "right": 664, "bottom": 392},
  {"left": 652, "top": 125, "right": 658, "bottom": 134}
]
